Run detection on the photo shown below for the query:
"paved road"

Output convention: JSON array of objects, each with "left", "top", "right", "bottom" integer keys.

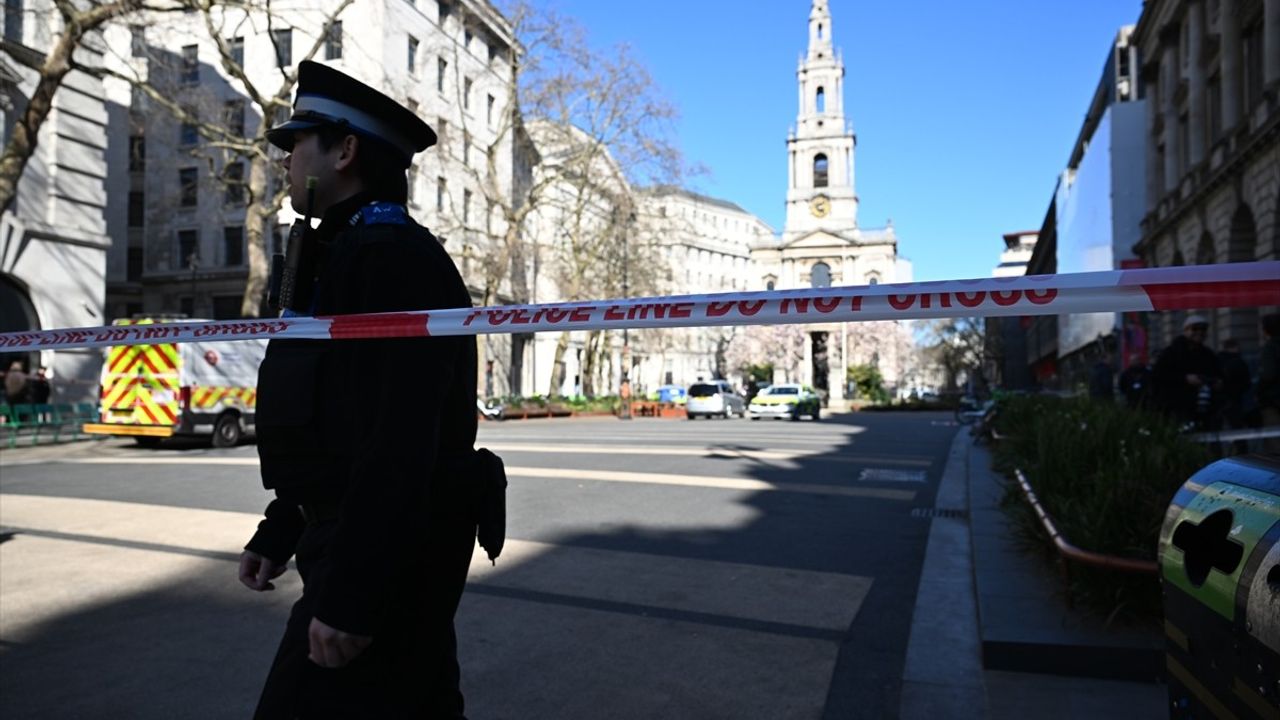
[{"left": 0, "top": 411, "right": 958, "bottom": 718}]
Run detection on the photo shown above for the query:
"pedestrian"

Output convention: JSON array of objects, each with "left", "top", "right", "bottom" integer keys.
[
  {"left": 4, "top": 360, "right": 28, "bottom": 404},
  {"left": 1152, "top": 314, "right": 1222, "bottom": 429},
  {"left": 238, "top": 60, "right": 498, "bottom": 719},
  {"left": 1088, "top": 351, "right": 1115, "bottom": 400},
  {"left": 1258, "top": 313, "right": 1280, "bottom": 454},
  {"left": 1118, "top": 354, "right": 1153, "bottom": 410},
  {"left": 29, "top": 366, "right": 52, "bottom": 404}
]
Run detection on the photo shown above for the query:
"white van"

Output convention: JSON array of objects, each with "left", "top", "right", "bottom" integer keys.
[{"left": 83, "top": 318, "right": 266, "bottom": 447}]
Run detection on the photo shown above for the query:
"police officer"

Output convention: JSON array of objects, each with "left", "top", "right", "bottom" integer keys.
[{"left": 238, "top": 60, "right": 479, "bottom": 718}]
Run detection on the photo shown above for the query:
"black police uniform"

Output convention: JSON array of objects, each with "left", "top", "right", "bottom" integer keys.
[{"left": 245, "top": 61, "right": 479, "bottom": 719}]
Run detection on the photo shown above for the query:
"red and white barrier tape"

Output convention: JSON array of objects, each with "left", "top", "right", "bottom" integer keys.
[{"left": 2, "top": 262, "right": 1276, "bottom": 352}]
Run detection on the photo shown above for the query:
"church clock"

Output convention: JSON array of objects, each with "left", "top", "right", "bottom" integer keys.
[{"left": 809, "top": 195, "right": 831, "bottom": 218}]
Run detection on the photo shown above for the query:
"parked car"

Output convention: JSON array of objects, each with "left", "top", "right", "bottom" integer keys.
[
  {"left": 686, "top": 380, "right": 746, "bottom": 419},
  {"left": 747, "top": 383, "right": 821, "bottom": 421},
  {"left": 654, "top": 385, "right": 687, "bottom": 404}
]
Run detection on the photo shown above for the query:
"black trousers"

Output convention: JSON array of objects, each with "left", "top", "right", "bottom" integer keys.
[{"left": 254, "top": 511, "right": 477, "bottom": 719}]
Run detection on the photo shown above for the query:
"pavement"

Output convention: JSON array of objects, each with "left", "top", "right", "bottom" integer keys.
[
  {"left": 898, "top": 429, "right": 1168, "bottom": 719},
  {"left": 0, "top": 418, "right": 1174, "bottom": 718}
]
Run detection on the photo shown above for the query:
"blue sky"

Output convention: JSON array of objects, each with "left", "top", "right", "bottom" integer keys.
[{"left": 538, "top": 0, "right": 1144, "bottom": 282}]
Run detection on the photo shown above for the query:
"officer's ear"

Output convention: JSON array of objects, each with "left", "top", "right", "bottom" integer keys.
[{"left": 333, "top": 133, "right": 360, "bottom": 173}]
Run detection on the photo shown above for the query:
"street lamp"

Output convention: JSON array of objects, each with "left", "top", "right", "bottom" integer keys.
[{"left": 619, "top": 211, "right": 633, "bottom": 420}]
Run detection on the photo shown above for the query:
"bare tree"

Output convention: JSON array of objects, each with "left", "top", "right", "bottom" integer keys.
[
  {"left": 83, "top": 0, "right": 352, "bottom": 316},
  {"left": 440, "top": 1, "right": 682, "bottom": 395},
  {"left": 919, "top": 316, "right": 988, "bottom": 393},
  {"left": 0, "top": 0, "right": 184, "bottom": 216}
]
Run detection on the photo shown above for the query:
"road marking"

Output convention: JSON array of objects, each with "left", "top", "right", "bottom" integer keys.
[
  {"left": 484, "top": 443, "right": 932, "bottom": 467},
  {"left": 508, "top": 467, "right": 915, "bottom": 500},
  {"left": 858, "top": 468, "right": 927, "bottom": 483},
  {"left": 1, "top": 494, "right": 873, "bottom": 641}
]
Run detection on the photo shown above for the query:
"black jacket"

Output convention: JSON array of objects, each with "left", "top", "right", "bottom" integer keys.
[
  {"left": 246, "top": 193, "right": 477, "bottom": 635},
  {"left": 1152, "top": 336, "right": 1221, "bottom": 421}
]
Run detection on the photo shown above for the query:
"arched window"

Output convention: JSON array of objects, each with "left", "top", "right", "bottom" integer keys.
[
  {"left": 766, "top": 279, "right": 776, "bottom": 291},
  {"left": 817, "top": 23, "right": 824, "bottom": 39},
  {"left": 816, "top": 87, "right": 825, "bottom": 113},
  {"left": 866, "top": 275, "right": 879, "bottom": 286},
  {"left": 811, "top": 262, "right": 831, "bottom": 288},
  {"left": 813, "top": 154, "right": 828, "bottom": 188}
]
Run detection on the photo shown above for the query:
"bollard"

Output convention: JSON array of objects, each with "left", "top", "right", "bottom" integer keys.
[{"left": 1158, "top": 455, "right": 1280, "bottom": 719}]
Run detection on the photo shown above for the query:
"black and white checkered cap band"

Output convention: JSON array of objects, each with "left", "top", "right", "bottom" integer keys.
[{"left": 295, "top": 94, "right": 416, "bottom": 158}]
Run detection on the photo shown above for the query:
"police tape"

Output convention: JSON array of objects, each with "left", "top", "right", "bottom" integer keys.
[{"left": 2, "top": 261, "right": 1276, "bottom": 352}]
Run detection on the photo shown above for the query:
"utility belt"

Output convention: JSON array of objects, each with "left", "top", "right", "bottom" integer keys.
[{"left": 293, "top": 448, "right": 508, "bottom": 564}]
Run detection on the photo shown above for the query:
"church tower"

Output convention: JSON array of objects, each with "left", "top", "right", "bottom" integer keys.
[{"left": 783, "top": 0, "right": 858, "bottom": 241}]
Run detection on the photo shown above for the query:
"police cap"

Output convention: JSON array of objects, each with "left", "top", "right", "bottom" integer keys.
[{"left": 266, "top": 60, "right": 436, "bottom": 167}]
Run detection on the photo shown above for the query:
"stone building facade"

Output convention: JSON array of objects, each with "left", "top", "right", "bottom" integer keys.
[
  {"left": 100, "top": 0, "right": 518, "bottom": 325},
  {"left": 1, "top": 1, "right": 110, "bottom": 403},
  {"left": 750, "top": 0, "right": 910, "bottom": 405},
  {"left": 1132, "top": 0, "right": 1280, "bottom": 363}
]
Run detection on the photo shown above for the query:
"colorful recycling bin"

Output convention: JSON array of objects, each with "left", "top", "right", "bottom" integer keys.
[{"left": 1159, "top": 455, "right": 1280, "bottom": 718}]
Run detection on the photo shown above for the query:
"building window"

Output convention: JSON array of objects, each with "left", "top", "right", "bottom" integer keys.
[
  {"left": 212, "top": 295, "right": 241, "bottom": 320},
  {"left": 179, "top": 109, "right": 198, "bottom": 147},
  {"left": 463, "top": 189, "right": 471, "bottom": 223},
  {"left": 1207, "top": 73, "right": 1222, "bottom": 143},
  {"left": 437, "top": 117, "right": 448, "bottom": 148},
  {"left": 181, "top": 44, "right": 199, "bottom": 84},
  {"left": 180, "top": 297, "right": 194, "bottom": 316},
  {"left": 407, "top": 164, "right": 418, "bottom": 205},
  {"left": 489, "top": 44, "right": 499, "bottom": 66},
  {"left": 766, "top": 280, "right": 775, "bottom": 291},
  {"left": 408, "top": 36, "right": 419, "bottom": 74},
  {"left": 816, "top": 86, "right": 825, "bottom": 113},
  {"left": 463, "top": 77, "right": 472, "bottom": 109},
  {"left": 224, "top": 100, "right": 245, "bottom": 137},
  {"left": 228, "top": 36, "right": 244, "bottom": 67},
  {"left": 436, "top": 176, "right": 446, "bottom": 211},
  {"left": 223, "top": 161, "right": 245, "bottom": 205},
  {"left": 437, "top": 57, "right": 447, "bottom": 92},
  {"left": 178, "top": 229, "right": 199, "bottom": 268},
  {"left": 1242, "top": 22, "right": 1264, "bottom": 110},
  {"left": 127, "top": 191, "right": 145, "bottom": 227},
  {"left": 127, "top": 247, "right": 143, "bottom": 281},
  {"left": 223, "top": 226, "right": 244, "bottom": 267},
  {"left": 130, "top": 25, "right": 146, "bottom": 57},
  {"left": 325, "top": 20, "right": 343, "bottom": 60},
  {"left": 437, "top": 0, "right": 450, "bottom": 22},
  {"left": 487, "top": 93, "right": 495, "bottom": 125},
  {"left": 273, "top": 28, "right": 292, "bottom": 67},
  {"left": 813, "top": 153, "right": 828, "bottom": 187},
  {"left": 464, "top": 28, "right": 473, "bottom": 50},
  {"left": 462, "top": 132, "right": 470, "bottom": 166},
  {"left": 1177, "top": 113, "right": 1189, "bottom": 171},
  {"left": 867, "top": 275, "right": 879, "bottom": 285},
  {"left": 179, "top": 168, "right": 198, "bottom": 207},
  {"left": 4, "top": 0, "right": 23, "bottom": 43},
  {"left": 811, "top": 262, "right": 831, "bottom": 288},
  {"left": 128, "top": 134, "right": 145, "bottom": 171}
]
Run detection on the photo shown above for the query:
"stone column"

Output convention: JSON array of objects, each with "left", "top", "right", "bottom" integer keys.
[
  {"left": 1266, "top": 0, "right": 1280, "bottom": 86},
  {"left": 1188, "top": 1, "right": 1207, "bottom": 165},
  {"left": 1221, "top": 0, "right": 1242, "bottom": 130},
  {"left": 1160, "top": 26, "right": 1181, "bottom": 193}
]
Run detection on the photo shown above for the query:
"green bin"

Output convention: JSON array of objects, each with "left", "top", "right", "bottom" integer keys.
[{"left": 1159, "top": 455, "right": 1280, "bottom": 718}]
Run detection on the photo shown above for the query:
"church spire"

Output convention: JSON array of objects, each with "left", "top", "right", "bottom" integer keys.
[{"left": 808, "top": 0, "right": 833, "bottom": 60}]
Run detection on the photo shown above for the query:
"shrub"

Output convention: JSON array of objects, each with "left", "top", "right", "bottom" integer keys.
[{"left": 991, "top": 395, "right": 1210, "bottom": 621}]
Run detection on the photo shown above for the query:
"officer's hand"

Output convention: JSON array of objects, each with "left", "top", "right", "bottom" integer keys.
[
  {"left": 238, "top": 550, "right": 287, "bottom": 591},
  {"left": 308, "top": 617, "right": 372, "bottom": 668}
]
